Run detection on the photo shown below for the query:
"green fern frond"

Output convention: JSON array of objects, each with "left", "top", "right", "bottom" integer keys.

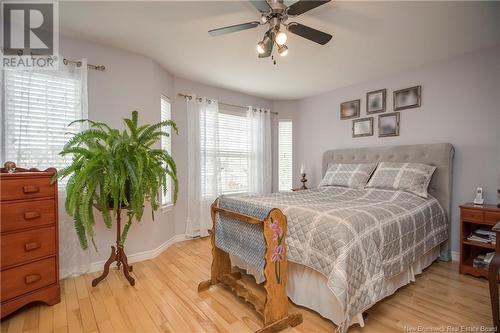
[
  {"left": 63, "top": 129, "right": 109, "bottom": 150},
  {"left": 57, "top": 111, "right": 178, "bottom": 250},
  {"left": 138, "top": 120, "right": 179, "bottom": 145},
  {"left": 73, "top": 206, "right": 88, "bottom": 250},
  {"left": 120, "top": 214, "right": 133, "bottom": 246},
  {"left": 69, "top": 119, "right": 113, "bottom": 132}
]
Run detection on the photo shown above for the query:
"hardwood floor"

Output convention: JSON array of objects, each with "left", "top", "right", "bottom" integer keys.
[{"left": 1, "top": 238, "right": 494, "bottom": 332}]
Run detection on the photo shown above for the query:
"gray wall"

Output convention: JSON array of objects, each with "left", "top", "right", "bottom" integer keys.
[
  {"left": 274, "top": 45, "right": 500, "bottom": 253},
  {"left": 60, "top": 37, "right": 177, "bottom": 264},
  {"left": 60, "top": 36, "right": 499, "bottom": 264},
  {"left": 60, "top": 37, "right": 272, "bottom": 266}
]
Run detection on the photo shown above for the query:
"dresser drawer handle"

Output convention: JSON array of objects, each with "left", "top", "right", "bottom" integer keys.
[
  {"left": 22, "top": 185, "right": 40, "bottom": 194},
  {"left": 24, "top": 242, "right": 41, "bottom": 251},
  {"left": 24, "top": 211, "right": 41, "bottom": 220},
  {"left": 25, "top": 274, "right": 41, "bottom": 284}
]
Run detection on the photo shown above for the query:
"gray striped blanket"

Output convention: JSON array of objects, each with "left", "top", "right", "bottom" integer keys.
[{"left": 214, "top": 186, "right": 447, "bottom": 331}]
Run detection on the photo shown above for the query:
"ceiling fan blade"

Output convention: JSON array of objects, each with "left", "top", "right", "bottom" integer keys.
[
  {"left": 249, "top": 0, "right": 271, "bottom": 13},
  {"left": 208, "top": 21, "right": 260, "bottom": 36},
  {"left": 287, "top": 23, "right": 332, "bottom": 45},
  {"left": 287, "top": 0, "right": 331, "bottom": 16},
  {"left": 258, "top": 31, "right": 274, "bottom": 58}
]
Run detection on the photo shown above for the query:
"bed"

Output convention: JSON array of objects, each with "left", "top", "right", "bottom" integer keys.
[{"left": 198, "top": 143, "right": 455, "bottom": 333}]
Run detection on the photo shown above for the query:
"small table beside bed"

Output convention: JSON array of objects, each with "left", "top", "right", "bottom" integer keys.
[{"left": 198, "top": 143, "right": 455, "bottom": 333}]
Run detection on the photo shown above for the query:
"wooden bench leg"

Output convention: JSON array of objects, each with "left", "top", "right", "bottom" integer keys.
[
  {"left": 261, "top": 208, "right": 303, "bottom": 331},
  {"left": 199, "top": 201, "right": 303, "bottom": 333},
  {"left": 198, "top": 200, "right": 231, "bottom": 292},
  {"left": 197, "top": 280, "right": 213, "bottom": 292},
  {"left": 256, "top": 312, "right": 303, "bottom": 333}
]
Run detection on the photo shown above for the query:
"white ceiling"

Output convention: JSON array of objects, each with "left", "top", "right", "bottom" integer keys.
[{"left": 60, "top": 1, "right": 500, "bottom": 100}]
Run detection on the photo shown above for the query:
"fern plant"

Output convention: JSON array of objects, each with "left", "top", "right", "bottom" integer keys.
[{"left": 55, "top": 111, "right": 178, "bottom": 250}]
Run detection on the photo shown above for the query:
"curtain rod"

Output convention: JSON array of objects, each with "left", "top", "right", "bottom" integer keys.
[
  {"left": 178, "top": 93, "right": 278, "bottom": 115},
  {"left": 63, "top": 58, "right": 106, "bottom": 71}
]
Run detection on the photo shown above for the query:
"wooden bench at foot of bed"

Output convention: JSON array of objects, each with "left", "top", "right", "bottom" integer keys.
[{"left": 198, "top": 199, "right": 303, "bottom": 333}]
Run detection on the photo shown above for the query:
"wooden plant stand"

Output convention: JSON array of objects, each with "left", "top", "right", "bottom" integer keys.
[
  {"left": 92, "top": 209, "right": 135, "bottom": 287},
  {"left": 198, "top": 200, "right": 303, "bottom": 333}
]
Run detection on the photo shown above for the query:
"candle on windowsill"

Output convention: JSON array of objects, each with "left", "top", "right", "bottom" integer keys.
[{"left": 300, "top": 164, "right": 305, "bottom": 175}]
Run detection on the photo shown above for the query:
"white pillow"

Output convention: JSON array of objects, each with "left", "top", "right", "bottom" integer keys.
[
  {"left": 319, "top": 163, "right": 378, "bottom": 189},
  {"left": 365, "top": 162, "right": 436, "bottom": 198}
]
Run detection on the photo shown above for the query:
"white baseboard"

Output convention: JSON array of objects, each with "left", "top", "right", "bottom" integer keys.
[
  {"left": 61, "top": 234, "right": 189, "bottom": 279},
  {"left": 61, "top": 236, "right": 460, "bottom": 278},
  {"left": 89, "top": 234, "right": 188, "bottom": 273}
]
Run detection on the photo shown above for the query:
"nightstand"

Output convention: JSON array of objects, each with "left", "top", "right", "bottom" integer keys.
[{"left": 459, "top": 203, "right": 500, "bottom": 279}]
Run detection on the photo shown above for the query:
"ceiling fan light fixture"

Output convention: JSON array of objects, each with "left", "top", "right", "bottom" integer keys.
[
  {"left": 275, "top": 31, "right": 287, "bottom": 45},
  {"left": 257, "top": 41, "right": 266, "bottom": 54},
  {"left": 208, "top": 0, "right": 333, "bottom": 60},
  {"left": 257, "top": 34, "right": 271, "bottom": 54},
  {"left": 278, "top": 44, "right": 288, "bottom": 57}
]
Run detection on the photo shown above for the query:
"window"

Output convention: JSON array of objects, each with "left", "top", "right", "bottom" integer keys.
[
  {"left": 160, "top": 95, "right": 172, "bottom": 206},
  {"left": 278, "top": 120, "right": 293, "bottom": 191},
  {"left": 2, "top": 70, "right": 85, "bottom": 187},
  {"left": 217, "top": 110, "right": 250, "bottom": 195},
  {"left": 199, "top": 107, "right": 250, "bottom": 198}
]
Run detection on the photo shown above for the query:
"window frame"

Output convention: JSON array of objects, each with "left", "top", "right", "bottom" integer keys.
[
  {"left": 160, "top": 94, "right": 173, "bottom": 208},
  {"left": 1, "top": 69, "right": 85, "bottom": 188},
  {"left": 216, "top": 108, "right": 250, "bottom": 196},
  {"left": 278, "top": 119, "right": 293, "bottom": 192},
  {"left": 199, "top": 107, "right": 251, "bottom": 199}
]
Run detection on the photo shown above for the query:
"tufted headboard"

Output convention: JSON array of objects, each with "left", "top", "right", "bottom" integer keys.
[{"left": 322, "top": 143, "right": 455, "bottom": 260}]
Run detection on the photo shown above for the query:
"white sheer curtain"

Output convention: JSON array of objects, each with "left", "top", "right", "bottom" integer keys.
[
  {"left": 186, "top": 96, "right": 221, "bottom": 237},
  {"left": 58, "top": 60, "right": 90, "bottom": 278},
  {"left": 247, "top": 107, "right": 272, "bottom": 194},
  {"left": 2, "top": 59, "right": 90, "bottom": 278}
]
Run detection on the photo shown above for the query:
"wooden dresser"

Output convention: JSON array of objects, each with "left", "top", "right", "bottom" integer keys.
[
  {"left": 459, "top": 203, "right": 500, "bottom": 279},
  {"left": 0, "top": 166, "right": 60, "bottom": 318}
]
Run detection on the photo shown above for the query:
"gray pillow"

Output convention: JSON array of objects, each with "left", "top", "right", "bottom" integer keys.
[
  {"left": 366, "top": 162, "right": 436, "bottom": 198},
  {"left": 319, "top": 163, "right": 378, "bottom": 189}
]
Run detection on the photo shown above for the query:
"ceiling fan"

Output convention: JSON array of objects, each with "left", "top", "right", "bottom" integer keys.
[{"left": 208, "top": 0, "right": 332, "bottom": 59}]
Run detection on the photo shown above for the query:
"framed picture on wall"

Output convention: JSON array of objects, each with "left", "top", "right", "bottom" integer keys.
[
  {"left": 352, "top": 117, "right": 373, "bottom": 137},
  {"left": 378, "top": 112, "right": 400, "bottom": 137},
  {"left": 340, "top": 99, "right": 360, "bottom": 119},
  {"left": 366, "top": 89, "right": 386, "bottom": 114},
  {"left": 394, "top": 85, "right": 421, "bottom": 111}
]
